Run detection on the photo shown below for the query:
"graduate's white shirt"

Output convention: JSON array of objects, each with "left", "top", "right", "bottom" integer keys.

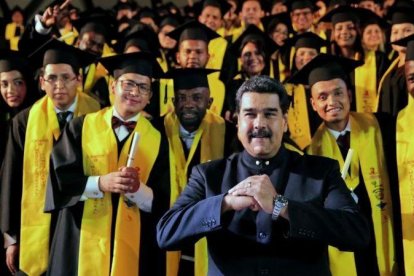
[
  {"left": 82, "top": 108, "right": 153, "bottom": 212},
  {"left": 327, "top": 120, "right": 351, "bottom": 139}
]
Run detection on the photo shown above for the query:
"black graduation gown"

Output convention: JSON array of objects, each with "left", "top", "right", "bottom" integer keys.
[
  {"left": 377, "top": 64, "right": 407, "bottom": 117},
  {"left": 45, "top": 115, "right": 170, "bottom": 276}
]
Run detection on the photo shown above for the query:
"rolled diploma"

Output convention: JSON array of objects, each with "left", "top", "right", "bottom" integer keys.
[
  {"left": 341, "top": 148, "right": 354, "bottom": 180},
  {"left": 127, "top": 132, "right": 140, "bottom": 167}
]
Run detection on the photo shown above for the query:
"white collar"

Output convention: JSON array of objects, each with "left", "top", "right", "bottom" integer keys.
[
  {"left": 54, "top": 96, "right": 78, "bottom": 114},
  {"left": 112, "top": 107, "right": 140, "bottom": 122},
  {"left": 327, "top": 120, "right": 351, "bottom": 140}
]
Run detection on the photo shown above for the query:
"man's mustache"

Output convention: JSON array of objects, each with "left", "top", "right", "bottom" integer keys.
[{"left": 249, "top": 128, "right": 272, "bottom": 139}]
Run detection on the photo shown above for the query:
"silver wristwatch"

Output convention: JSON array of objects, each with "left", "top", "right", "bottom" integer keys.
[{"left": 272, "top": 194, "right": 288, "bottom": 220}]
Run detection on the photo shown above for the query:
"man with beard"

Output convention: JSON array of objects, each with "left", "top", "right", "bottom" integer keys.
[
  {"left": 157, "top": 75, "right": 369, "bottom": 276},
  {"left": 159, "top": 68, "right": 235, "bottom": 276}
]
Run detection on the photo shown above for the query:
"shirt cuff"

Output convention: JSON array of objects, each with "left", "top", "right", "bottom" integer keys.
[
  {"left": 125, "top": 182, "right": 153, "bottom": 212},
  {"left": 3, "top": 233, "right": 16, "bottom": 248},
  {"left": 80, "top": 176, "right": 104, "bottom": 201},
  {"left": 34, "top": 14, "right": 52, "bottom": 35}
]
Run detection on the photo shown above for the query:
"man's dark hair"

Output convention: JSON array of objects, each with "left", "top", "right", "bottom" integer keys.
[{"left": 235, "top": 75, "right": 290, "bottom": 114}]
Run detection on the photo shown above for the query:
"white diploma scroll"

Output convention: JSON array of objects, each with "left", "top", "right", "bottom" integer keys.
[
  {"left": 341, "top": 148, "right": 353, "bottom": 179},
  {"left": 127, "top": 132, "right": 140, "bottom": 167}
]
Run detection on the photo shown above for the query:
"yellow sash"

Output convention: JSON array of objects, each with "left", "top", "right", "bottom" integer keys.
[
  {"left": 396, "top": 95, "right": 414, "bottom": 276},
  {"left": 158, "top": 51, "right": 169, "bottom": 73},
  {"left": 164, "top": 110, "right": 225, "bottom": 276},
  {"left": 21, "top": 93, "right": 99, "bottom": 275},
  {"left": 285, "top": 83, "right": 311, "bottom": 150},
  {"left": 59, "top": 26, "right": 79, "bottom": 45},
  {"left": 354, "top": 50, "right": 377, "bottom": 113},
  {"left": 159, "top": 78, "right": 175, "bottom": 116},
  {"left": 307, "top": 112, "right": 396, "bottom": 276},
  {"left": 5, "top": 22, "right": 23, "bottom": 50},
  {"left": 375, "top": 57, "right": 400, "bottom": 112},
  {"left": 79, "top": 107, "right": 160, "bottom": 276}
]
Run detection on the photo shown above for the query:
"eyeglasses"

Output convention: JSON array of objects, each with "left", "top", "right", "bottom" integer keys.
[
  {"left": 43, "top": 74, "right": 77, "bottom": 85},
  {"left": 118, "top": 79, "right": 151, "bottom": 96}
]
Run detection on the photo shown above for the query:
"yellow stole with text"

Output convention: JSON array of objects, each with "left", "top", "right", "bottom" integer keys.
[
  {"left": 354, "top": 51, "right": 377, "bottom": 113},
  {"left": 307, "top": 112, "right": 396, "bottom": 276},
  {"left": 78, "top": 107, "right": 160, "bottom": 276},
  {"left": 164, "top": 110, "right": 225, "bottom": 276},
  {"left": 285, "top": 83, "right": 311, "bottom": 149},
  {"left": 375, "top": 56, "right": 400, "bottom": 112},
  {"left": 396, "top": 95, "right": 414, "bottom": 276},
  {"left": 21, "top": 93, "right": 99, "bottom": 275}
]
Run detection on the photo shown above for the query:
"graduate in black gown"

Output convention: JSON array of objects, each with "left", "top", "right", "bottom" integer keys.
[
  {"left": 0, "top": 39, "right": 99, "bottom": 276},
  {"left": 45, "top": 52, "right": 170, "bottom": 276}
]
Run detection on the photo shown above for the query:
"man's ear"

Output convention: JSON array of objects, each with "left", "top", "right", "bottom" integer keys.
[{"left": 310, "top": 96, "right": 317, "bottom": 112}]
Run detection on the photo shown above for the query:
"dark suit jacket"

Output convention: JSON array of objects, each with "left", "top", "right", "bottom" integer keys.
[{"left": 157, "top": 147, "right": 370, "bottom": 276}]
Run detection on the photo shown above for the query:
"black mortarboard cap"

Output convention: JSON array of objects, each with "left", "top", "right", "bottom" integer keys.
[
  {"left": 196, "top": 0, "right": 232, "bottom": 17},
  {"left": 28, "top": 38, "right": 98, "bottom": 72},
  {"left": 117, "top": 23, "right": 161, "bottom": 56},
  {"left": 286, "top": 32, "right": 328, "bottom": 50},
  {"left": 391, "top": 33, "right": 414, "bottom": 61},
  {"left": 166, "top": 20, "right": 220, "bottom": 44},
  {"left": 98, "top": 52, "right": 164, "bottom": 79},
  {"left": 358, "top": 8, "right": 389, "bottom": 30},
  {"left": 136, "top": 7, "right": 159, "bottom": 25},
  {"left": 318, "top": 5, "right": 359, "bottom": 25},
  {"left": 231, "top": 24, "right": 279, "bottom": 57},
  {"left": 165, "top": 68, "right": 219, "bottom": 90},
  {"left": 287, "top": 53, "right": 363, "bottom": 87},
  {"left": 287, "top": 0, "right": 318, "bottom": 12},
  {"left": 73, "top": 8, "right": 118, "bottom": 41},
  {"left": 387, "top": 6, "right": 414, "bottom": 25},
  {"left": 261, "top": 12, "right": 294, "bottom": 35},
  {"left": 0, "top": 50, "right": 27, "bottom": 73},
  {"left": 159, "top": 15, "right": 181, "bottom": 29}
]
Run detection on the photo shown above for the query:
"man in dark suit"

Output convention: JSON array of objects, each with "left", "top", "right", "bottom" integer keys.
[{"left": 157, "top": 75, "right": 370, "bottom": 276}]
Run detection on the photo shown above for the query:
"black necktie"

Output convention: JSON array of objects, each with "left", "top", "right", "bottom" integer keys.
[
  {"left": 111, "top": 116, "right": 137, "bottom": 133},
  {"left": 337, "top": 131, "right": 350, "bottom": 159},
  {"left": 57, "top": 111, "right": 72, "bottom": 130}
]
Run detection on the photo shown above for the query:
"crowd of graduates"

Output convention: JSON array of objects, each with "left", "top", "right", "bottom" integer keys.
[{"left": 1, "top": 0, "right": 414, "bottom": 275}]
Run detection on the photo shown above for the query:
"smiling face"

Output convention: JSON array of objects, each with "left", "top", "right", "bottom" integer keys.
[
  {"left": 333, "top": 21, "right": 357, "bottom": 48},
  {"left": 291, "top": 7, "right": 314, "bottom": 33},
  {"left": 1, "top": 70, "right": 27, "bottom": 108},
  {"left": 362, "top": 23, "right": 383, "bottom": 51},
  {"left": 295, "top": 47, "right": 318, "bottom": 70},
  {"left": 199, "top": 5, "right": 223, "bottom": 31},
  {"left": 237, "top": 92, "right": 287, "bottom": 159},
  {"left": 310, "top": 78, "right": 351, "bottom": 131},
  {"left": 174, "top": 87, "right": 211, "bottom": 132},
  {"left": 112, "top": 72, "right": 152, "bottom": 120},
  {"left": 241, "top": 42, "right": 265, "bottom": 77}
]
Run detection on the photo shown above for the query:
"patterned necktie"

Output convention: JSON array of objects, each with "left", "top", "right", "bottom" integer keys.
[
  {"left": 57, "top": 111, "right": 72, "bottom": 130},
  {"left": 111, "top": 116, "right": 137, "bottom": 133},
  {"left": 337, "top": 131, "right": 350, "bottom": 159}
]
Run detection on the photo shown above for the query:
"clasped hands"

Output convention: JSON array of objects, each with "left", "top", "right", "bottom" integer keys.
[
  {"left": 98, "top": 166, "right": 140, "bottom": 194},
  {"left": 223, "top": 174, "right": 277, "bottom": 214}
]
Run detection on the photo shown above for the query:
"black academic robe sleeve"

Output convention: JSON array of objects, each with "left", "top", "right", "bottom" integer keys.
[
  {"left": 45, "top": 116, "right": 88, "bottom": 212},
  {"left": 0, "top": 108, "right": 30, "bottom": 241}
]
